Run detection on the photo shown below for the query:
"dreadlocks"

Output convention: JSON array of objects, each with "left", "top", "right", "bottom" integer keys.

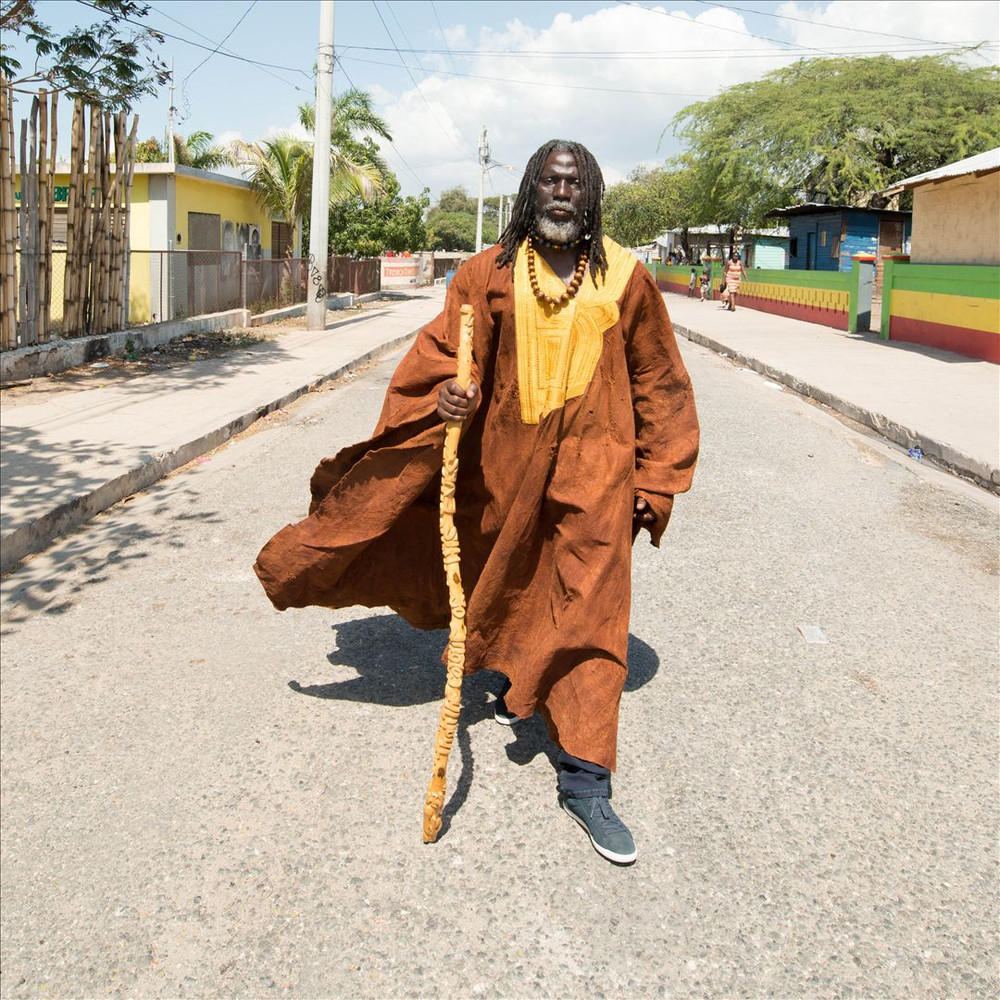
[{"left": 495, "top": 139, "right": 608, "bottom": 283}]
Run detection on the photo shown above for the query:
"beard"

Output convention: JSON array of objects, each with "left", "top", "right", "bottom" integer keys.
[{"left": 534, "top": 203, "right": 584, "bottom": 244}]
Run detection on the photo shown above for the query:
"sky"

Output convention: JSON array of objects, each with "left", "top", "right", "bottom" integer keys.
[{"left": 6, "top": 0, "right": 1000, "bottom": 201}]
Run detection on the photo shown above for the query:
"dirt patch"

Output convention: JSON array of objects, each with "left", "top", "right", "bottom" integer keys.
[{"left": 897, "top": 479, "right": 1000, "bottom": 576}]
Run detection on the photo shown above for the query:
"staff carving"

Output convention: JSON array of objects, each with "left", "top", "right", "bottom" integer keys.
[{"left": 423, "top": 303, "right": 475, "bottom": 843}]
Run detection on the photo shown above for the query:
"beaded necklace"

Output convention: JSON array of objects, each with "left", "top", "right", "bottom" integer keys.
[
  {"left": 526, "top": 236, "right": 589, "bottom": 308},
  {"left": 530, "top": 230, "right": 590, "bottom": 251}
]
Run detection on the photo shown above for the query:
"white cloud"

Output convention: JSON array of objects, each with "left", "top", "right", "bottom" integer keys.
[
  {"left": 356, "top": 1, "right": 999, "bottom": 199},
  {"left": 372, "top": 3, "right": 794, "bottom": 198},
  {"left": 777, "top": 0, "right": 1000, "bottom": 55}
]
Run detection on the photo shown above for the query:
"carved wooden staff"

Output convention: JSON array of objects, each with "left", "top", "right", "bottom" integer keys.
[{"left": 423, "top": 303, "right": 474, "bottom": 843}]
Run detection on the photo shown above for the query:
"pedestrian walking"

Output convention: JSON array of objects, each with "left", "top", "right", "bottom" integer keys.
[
  {"left": 722, "top": 251, "right": 748, "bottom": 312},
  {"left": 253, "top": 139, "right": 700, "bottom": 865},
  {"left": 688, "top": 267, "right": 698, "bottom": 297}
]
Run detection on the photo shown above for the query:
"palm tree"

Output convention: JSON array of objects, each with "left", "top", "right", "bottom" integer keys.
[
  {"left": 134, "top": 130, "right": 234, "bottom": 169},
  {"left": 231, "top": 88, "right": 393, "bottom": 250},
  {"left": 297, "top": 88, "right": 392, "bottom": 202},
  {"left": 175, "top": 130, "right": 233, "bottom": 170},
  {"left": 229, "top": 133, "right": 312, "bottom": 244}
]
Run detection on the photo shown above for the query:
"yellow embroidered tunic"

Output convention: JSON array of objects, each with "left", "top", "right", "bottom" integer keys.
[{"left": 255, "top": 238, "right": 700, "bottom": 770}]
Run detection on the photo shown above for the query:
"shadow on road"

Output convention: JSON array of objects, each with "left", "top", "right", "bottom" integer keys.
[{"left": 289, "top": 615, "right": 660, "bottom": 839}]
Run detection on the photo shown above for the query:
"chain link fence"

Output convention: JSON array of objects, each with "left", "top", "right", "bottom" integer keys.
[{"left": 4, "top": 250, "right": 386, "bottom": 351}]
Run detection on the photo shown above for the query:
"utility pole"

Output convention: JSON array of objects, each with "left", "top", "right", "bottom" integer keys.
[
  {"left": 475, "top": 125, "right": 489, "bottom": 253},
  {"left": 167, "top": 59, "right": 175, "bottom": 166},
  {"left": 497, "top": 193, "right": 504, "bottom": 241},
  {"left": 307, "top": 0, "right": 335, "bottom": 331}
]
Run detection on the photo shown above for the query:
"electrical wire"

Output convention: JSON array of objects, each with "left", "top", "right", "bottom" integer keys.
[
  {"left": 340, "top": 55, "right": 719, "bottom": 97},
  {"left": 73, "top": 0, "right": 313, "bottom": 82},
  {"left": 336, "top": 40, "right": 983, "bottom": 60},
  {"left": 370, "top": 0, "right": 474, "bottom": 160},
  {"left": 181, "top": 1, "right": 257, "bottom": 85},
  {"left": 334, "top": 56, "right": 428, "bottom": 189},
  {"left": 617, "top": 0, "right": 837, "bottom": 56},
  {"left": 690, "top": 0, "right": 981, "bottom": 47},
  {"left": 429, "top": 0, "right": 461, "bottom": 76},
  {"left": 147, "top": 2, "right": 308, "bottom": 92}
]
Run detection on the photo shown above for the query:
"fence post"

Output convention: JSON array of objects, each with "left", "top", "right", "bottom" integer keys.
[
  {"left": 848, "top": 254, "right": 875, "bottom": 334},
  {"left": 880, "top": 257, "right": 895, "bottom": 342}
]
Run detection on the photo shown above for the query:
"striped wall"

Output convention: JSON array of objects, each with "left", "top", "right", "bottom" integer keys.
[
  {"left": 648, "top": 261, "right": 851, "bottom": 330},
  {"left": 738, "top": 270, "right": 851, "bottom": 330},
  {"left": 882, "top": 261, "right": 1000, "bottom": 363},
  {"left": 649, "top": 262, "right": 702, "bottom": 297}
]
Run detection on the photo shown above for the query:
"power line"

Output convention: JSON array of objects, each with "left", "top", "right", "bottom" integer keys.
[
  {"left": 147, "top": 2, "right": 308, "bottom": 92},
  {"left": 370, "top": 0, "right": 474, "bottom": 160},
  {"left": 617, "top": 0, "right": 837, "bottom": 56},
  {"left": 334, "top": 56, "right": 428, "bottom": 189},
  {"left": 429, "top": 0, "right": 461, "bottom": 76},
  {"left": 181, "top": 0, "right": 257, "bottom": 85},
  {"left": 690, "top": 0, "right": 974, "bottom": 47},
  {"left": 337, "top": 40, "right": 981, "bottom": 61},
  {"left": 340, "top": 55, "right": 719, "bottom": 97},
  {"left": 73, "top": 0, "right": 312, "bottom": 83}
]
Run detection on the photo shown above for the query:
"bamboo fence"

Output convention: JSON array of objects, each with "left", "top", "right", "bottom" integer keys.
[{"left": 0, "top": 77, "right": 137, "bottom": 351}]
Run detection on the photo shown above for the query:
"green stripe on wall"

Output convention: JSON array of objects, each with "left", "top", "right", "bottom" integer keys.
[{"left": 891, "top": 263, "right": 1000, "bottom": 301}]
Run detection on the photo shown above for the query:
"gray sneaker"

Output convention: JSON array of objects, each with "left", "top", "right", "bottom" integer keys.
[{"left": 561, "top": 795, "right": 637, "bottom": 864}]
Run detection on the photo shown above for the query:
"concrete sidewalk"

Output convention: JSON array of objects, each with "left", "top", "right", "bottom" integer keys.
[
  {"left": 0, "top": 290, "right": 444, "bottom": 573},
  {"left": 664, "top": 293, "right": 999, "bottom": 490},
  {"left": 2, "top": 281, "right": 997, "bottom": 574}
]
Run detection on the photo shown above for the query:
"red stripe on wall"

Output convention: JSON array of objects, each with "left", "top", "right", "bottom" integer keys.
[
  {"left": 890, "top": 316, "right": 1000, "bottom": 364},
  {"left": 738, "top": 294, "right": 848, "bottom": 331},
  {"left": 655, "top": 278, "right": 693, "bottom": 296}
]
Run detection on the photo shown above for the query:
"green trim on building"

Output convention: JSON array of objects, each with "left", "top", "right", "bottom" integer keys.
[
  {"left": 881, "top": 260, "right": 1000, "bottom": 339},
  {"left": 887, "top": 263, "right": 1000, "bottom": 301}
]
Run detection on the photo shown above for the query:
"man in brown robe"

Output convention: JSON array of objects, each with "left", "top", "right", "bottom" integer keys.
[{"left": 254, "top": 139, "right": 699, "bottom": 865}]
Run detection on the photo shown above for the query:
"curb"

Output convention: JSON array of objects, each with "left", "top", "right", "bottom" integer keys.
[
  {"left": 0, "top": 327, "right": 420, "bottom": 575},
  {"left": 674, "top": 322, "right": 1000, "bottom": 493}
]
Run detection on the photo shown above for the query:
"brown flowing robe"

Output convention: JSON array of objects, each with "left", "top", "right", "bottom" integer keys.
[{"left": 254, "top": 240, "right": 699, "bottom": 770}]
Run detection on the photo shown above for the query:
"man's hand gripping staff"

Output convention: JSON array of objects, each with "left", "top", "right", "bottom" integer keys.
[{"left": 423, "top": 304, "right": 476, "bottom": 843}]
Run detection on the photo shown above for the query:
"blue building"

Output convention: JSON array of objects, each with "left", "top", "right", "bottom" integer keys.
[{"left": 768, "top": 205, "right": 911, "bottom": 272}]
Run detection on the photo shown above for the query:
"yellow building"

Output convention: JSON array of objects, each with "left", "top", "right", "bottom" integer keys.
[{"left": 17, "top": 163, "right": 298, "bottom": 323}]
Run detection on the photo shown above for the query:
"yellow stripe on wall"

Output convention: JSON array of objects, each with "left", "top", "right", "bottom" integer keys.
[
  {"left": 892, "top": 289, "right": 1000, "bottom": 336},
  {"left": 743, "top": 283, "right": 849, "bottom": 312}
]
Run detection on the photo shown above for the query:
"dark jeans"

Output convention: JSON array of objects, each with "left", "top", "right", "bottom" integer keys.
[
  {"left": 557, "top": 750, "right": 611, "bottom": 799},
  {"left": 499, "top": 677, "right": 611, "bottom": 798}
]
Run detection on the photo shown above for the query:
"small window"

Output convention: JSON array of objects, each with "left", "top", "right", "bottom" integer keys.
[
  {"left": 820, "top": 230, "right": 827, "bottom": 248},
  {"left": 789, "top": 237, "right": 799, "bottom": 257}
]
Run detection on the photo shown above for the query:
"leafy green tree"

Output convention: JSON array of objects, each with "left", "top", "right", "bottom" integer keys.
[
  {"left": 134, "top": 130, "right": 232, "bottom": 169},
  {"left": 436, "top": 186, "right": 477, "bottom": 215},
  {"left": 673, "top": 53, "right": 1000, "bottom": 224},
  {"left": 0, "top": 0, "right": 168, "bottom": 110},
  {"left": 603, "top": 167, "right": 690, "bottom": 246},
  {"left": 425, "top": 210, "right": 477, "bottom": 252},
  {"left": 422, "top": 185, "right": 506, "bottom": 251},
  {"left": 329, "top": 174, "right": 429, "bottom": 257}
]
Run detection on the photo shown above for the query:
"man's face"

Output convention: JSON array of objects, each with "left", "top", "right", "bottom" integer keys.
[{"left": 534, "top": 150, "right": 584, "bottom": 243}]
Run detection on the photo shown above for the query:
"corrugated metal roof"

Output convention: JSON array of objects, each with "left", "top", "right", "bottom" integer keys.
[{"left": 885, "top": 147, "right": 1000, "bottom": 193}]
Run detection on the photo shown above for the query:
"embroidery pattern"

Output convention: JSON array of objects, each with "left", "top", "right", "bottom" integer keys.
[{"left": 513, "top": 237, "right": 636, "bottom": 425}]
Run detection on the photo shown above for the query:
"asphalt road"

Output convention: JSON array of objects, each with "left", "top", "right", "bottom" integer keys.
[{"left": 2, "top": 334, "right": 997, "bottom": 999}]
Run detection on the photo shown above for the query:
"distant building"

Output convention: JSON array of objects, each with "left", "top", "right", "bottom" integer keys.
[
  {"left": 884, "top": 147, "right": 1000, "bottom": 266},
  {"left": 655, "top": 226, "right": 790, "bottom": 267},
  {"left": 16, "top": 163, "right": 298, "bottom": 323},
  {"left": 768, "top": 205, "right": 911, "bottom": 273}
]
